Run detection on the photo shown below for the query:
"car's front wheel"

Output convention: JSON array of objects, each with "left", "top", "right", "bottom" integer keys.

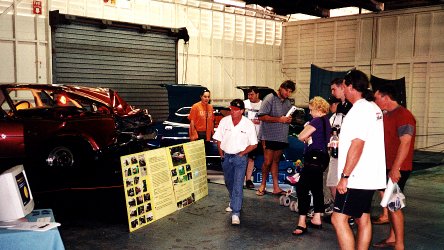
[{"left": 46, "top": 146, "right": 75, "bottom": 168}]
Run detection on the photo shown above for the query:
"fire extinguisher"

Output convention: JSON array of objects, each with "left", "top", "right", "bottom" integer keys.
[{"left": 33, "top": 0, "right": 42, "bottom": 15}]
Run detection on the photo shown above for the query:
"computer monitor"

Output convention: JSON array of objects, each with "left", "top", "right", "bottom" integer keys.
[{"left": 0, "top": 165, "right": 35, "bottom": 222}]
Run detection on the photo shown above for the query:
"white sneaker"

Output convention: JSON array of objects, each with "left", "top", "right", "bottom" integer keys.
[
  {"left": 231, "top": 215, "right": 240, "bottom": 225},
  {"left": 225, "top": 203, "right": 232, "bottom": 212}
]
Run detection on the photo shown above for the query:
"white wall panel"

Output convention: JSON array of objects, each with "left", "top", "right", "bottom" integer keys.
[
  {"left": 0, "top": 14, "right": 13, "bottom": 39},
  {"left": 283, "top": 6, "right": 444, "bottom": 152},
  {"left": 0, "top": 41, "right": 15, "bottom": 82},
  {"left": 16, "top": 42, "right": 36, "bottom": 82}
]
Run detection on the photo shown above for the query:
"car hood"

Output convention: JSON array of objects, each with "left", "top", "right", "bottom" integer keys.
[{"left": 60, "top": 85, "right": 139, "bottom": 117}]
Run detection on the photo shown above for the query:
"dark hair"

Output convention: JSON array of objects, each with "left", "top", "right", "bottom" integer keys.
[
  {"left": 200, "top": 88, "right": 210, "bottom": 97},
  {"left": 375, "top": 84, "right": 398, "bottom": 101},
  {"left": 344, "top": 70, "right": 374, "bottom": 101},
  {"left": 330, "top": 78, "right": 344, "bottom": 86},
  {"left": 247, "top": 86, "right": 259, "bottom": 94},
  {"left": 327, "top": 95, "right": 341, "bottom": 104},
  {"left": 280, "top": 80, "right": 296, "bottom": 92}
]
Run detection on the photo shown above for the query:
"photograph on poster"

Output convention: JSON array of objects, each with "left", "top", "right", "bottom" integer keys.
[
  {"left": 127, "top": 188, "right": 134, "bottom": 197},
  {"left": 126, "top": 178, "right": 133, "bottom": 186},
  {"left": 146, "top": 203, "right": 152, "bottom": 212},
  {"left": 135, "top": 186, "right": 141, "bottom": 195},
  {"left": 144, "top": 193, "right": 151, "bottom": 202},
  {"left": 147, "top": 213, "right": 153, "bottom": 222},
  {"left": 139, "top": 216, "right": 146, "bottom": 224},
  {"left": 142, "top": 180, "right": 147, "bottom": 192},
  {"left": 126, "top": 168, "right": 132, "bottom": 177},
  {"left": 130, "top": 209, "right": 137, "bottom": 217},
  {"left": 131, "top": 219, "right": 138, "bottom": 228},
  {"left": 178, "top": 165, "right": 185, "bottom": 175},
  {"left": 186, "top": 164, "right": 191, "bottom": 171},
  {"left": 134, "top": 176, "right": 139, "bottom": 184},
  {"left": 171, "top": 169, "right": 177, "bottom": 177},
  {"left": 128, "top": 198, "right": 136, "bottom": 207},
  {"left": 138, "top": 155, "right": 146, "bottom": 166},
  {"left": 140, "top": 167, "right": 147, "bottom": 176},
  {"left": 138, "top": 206, "right": 144, "bottom": 215},
  {"left": 132, "top": 166, "right": 139, "bottom": 174},
  {"left": 131, "top": 156, "right": 138, "bottom": 164},
  {"left": 187, "top": 172, "right": 193, "bottom": 180},
  {"left": 136, "top": 195, "right": 143, "bottom": 205},
  {"left": 170, "top": 145, "right": 187, "bottom": 166}
]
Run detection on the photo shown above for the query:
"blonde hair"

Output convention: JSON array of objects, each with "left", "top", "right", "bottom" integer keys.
[{"left": 309, "top": 96, "right": 330, "bottom": 114}]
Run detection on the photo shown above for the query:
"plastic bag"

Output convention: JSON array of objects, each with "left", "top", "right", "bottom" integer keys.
[{"left": 387, "top": 183, "right": 406, "bottom": 212}]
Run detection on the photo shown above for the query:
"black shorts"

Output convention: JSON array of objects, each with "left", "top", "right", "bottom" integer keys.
[
  {"left": 378, "top": 170, "right": 411, "bottom": 192},
  {"left": 264, "top": 140, "right": 288, "bottom": 151},
  {"left": 333, "top": 189, "right": 375, "bottom": 218},
  {"left": 248, "top": 143, "right": 262, "bottom": 159}
]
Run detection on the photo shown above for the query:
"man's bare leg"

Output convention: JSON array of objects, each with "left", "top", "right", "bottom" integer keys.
[
  {"left": 355, "top": 213, "right": 372, "bottom": 250},
  {"left": 332, "top": 212, "right": 355, "bottom": 250},
  {"left": 271, "top": 149, "right": 283, "bottom": 193}
]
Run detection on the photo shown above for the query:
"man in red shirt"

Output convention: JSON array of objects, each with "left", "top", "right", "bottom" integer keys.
[{"left": 373, "top": 84, "right": 416, "bottom": 250}]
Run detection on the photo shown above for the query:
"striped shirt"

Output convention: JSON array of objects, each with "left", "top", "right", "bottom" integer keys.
[{"left": 258, "top": 92, "right": 292, "bottom": 143}]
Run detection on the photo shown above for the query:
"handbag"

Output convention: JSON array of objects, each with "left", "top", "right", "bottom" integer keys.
[
  {"left": 303, "top": 116, "right": 330, "bottom": 172},
  {"left": 303, "top": 149, "right": 330, "bottom": 172}
]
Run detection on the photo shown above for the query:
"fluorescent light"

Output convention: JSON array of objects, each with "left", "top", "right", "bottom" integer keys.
[{"left": 214, "top": 0, "right": 246, "bottom": 8}]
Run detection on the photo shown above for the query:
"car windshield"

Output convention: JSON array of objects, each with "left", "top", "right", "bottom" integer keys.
[{"left": 3, "top": 87, "right": 87, "bottom": 113}]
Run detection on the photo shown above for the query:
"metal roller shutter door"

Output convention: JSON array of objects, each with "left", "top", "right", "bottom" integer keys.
[{"left": 50, "top": 13, "right": 182, "bottom": 121}]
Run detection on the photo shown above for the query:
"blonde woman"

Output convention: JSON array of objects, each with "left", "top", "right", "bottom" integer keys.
[{"left": 292, "top": 96, "right": 331, "bottom": 236}]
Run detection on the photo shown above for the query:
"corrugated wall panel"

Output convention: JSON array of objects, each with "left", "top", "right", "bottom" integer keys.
[
  {"left": 51, "top": 19, "right": 178, "bottom": 121},
  {"left": 283, "top": 6, "right": 444, "bottom": 152}
]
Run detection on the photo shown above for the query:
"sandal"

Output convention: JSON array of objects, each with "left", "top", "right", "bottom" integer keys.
[
  {"left": 272, "top": 190, "right": 287, "bottom": 195},
  {"left": 256, "top": 188, "right": 266, "bottom": 196},
  {"left": 292, "top": 226, "right": 307, "bottom": 236},
  {"left": 373, "top": 239, "right": 395, "bottom": 248},
  {"left": 307, "top": 220, "right": 322, "bottom": 229},
  {"left": 372, "top": 217, "right": 389, "bottom": 225}
]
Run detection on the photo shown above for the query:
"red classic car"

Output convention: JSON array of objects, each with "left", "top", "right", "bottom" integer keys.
[{"left": 0, "top": 84, "right": 118, "bottom": 170}]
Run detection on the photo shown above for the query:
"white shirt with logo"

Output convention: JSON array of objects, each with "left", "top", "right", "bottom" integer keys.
[
  {"left": 213, "top": 116, "right": 258, "bottom": 154},
  {"left": 338, "top": 99, "right": 386, "bottom": 190},
  {"left": 244, "top": 99, "right": 262, "bottom": 137}
]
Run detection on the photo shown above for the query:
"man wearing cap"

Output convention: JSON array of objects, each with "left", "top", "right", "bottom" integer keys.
[{"left": 213, "top": 99, "right": 258, "bottom": 225}]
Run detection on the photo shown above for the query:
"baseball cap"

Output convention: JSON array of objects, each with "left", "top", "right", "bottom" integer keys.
[{"left": 229, "top": 99, "right": 245, "bottom": 110}]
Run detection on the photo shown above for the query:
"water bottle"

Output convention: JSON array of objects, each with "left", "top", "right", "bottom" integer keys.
[{"left": 330, "top": 130, "right": 339, "bottom": 158}]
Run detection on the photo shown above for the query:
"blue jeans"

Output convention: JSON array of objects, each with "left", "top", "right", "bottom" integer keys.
[{"left": 222, "top": 153, "right": 248, "bottom": 216}]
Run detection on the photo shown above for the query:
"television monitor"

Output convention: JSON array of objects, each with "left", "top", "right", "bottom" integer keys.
[{"left": 0, "top": 165, "right": 35, "bottom": 222}]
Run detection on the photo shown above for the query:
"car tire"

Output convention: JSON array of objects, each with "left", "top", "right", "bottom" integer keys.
[{"left": 44, "top": 141, "right": 92, "bottom": 168}]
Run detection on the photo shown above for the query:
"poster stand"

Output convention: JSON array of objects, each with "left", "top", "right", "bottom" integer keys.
[{"left": 120, "top": 140, "right": 208, "bottom": 232}]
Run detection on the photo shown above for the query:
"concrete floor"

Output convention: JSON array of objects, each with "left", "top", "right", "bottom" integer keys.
[{"left": 45, "top": 152, "right": 444, "bottom": 250}]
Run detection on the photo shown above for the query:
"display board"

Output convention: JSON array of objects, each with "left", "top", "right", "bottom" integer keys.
[{"left": 120, "top": 140, "right": 208, "bottom": 232}]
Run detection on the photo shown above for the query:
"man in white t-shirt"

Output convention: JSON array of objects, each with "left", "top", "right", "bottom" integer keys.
[
  {"left": 331, "top": 70, "right": 386, "bottom": 250},
  {"left": 213, "top": 99, "right": 258, "bottom": 225},
  {"left": 243, "top": 87, "right": 262, "bottom": 189}
]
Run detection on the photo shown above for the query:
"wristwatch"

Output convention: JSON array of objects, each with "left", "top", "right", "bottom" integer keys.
[{"left": 341, "top": 173, "right": 350, "bottom": 179}]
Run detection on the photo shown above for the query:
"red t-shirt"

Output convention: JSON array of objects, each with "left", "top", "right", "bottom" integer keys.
[{"left": 383, "top": 106, "right": 416, "bottom": 171}]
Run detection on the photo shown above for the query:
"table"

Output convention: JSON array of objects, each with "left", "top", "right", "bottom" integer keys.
[{"left": 0, "top": 209, "right": 65, "bottom": 250}]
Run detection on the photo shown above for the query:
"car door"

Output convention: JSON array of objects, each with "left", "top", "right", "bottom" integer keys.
[{"left": 0, "top": 112, "right": 25, "bottom": 161}]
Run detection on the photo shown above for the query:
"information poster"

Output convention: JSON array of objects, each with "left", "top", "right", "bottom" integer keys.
[{"left": 120, "top": 140, "right": 208, "bottom": 232}]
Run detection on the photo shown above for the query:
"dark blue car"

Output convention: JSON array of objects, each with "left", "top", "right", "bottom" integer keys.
[{"left": 151, "top": 84, "right": 307, "bottom": 183}]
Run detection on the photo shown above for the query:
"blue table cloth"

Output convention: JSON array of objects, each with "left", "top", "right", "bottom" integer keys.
[{"left": 0, "top": 209, "right": 65, "bottom": 250}]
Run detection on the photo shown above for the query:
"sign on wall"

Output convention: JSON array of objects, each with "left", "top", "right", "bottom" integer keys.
[{"left": 120, "top": 140, "right": 208, "bottom": 232}]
